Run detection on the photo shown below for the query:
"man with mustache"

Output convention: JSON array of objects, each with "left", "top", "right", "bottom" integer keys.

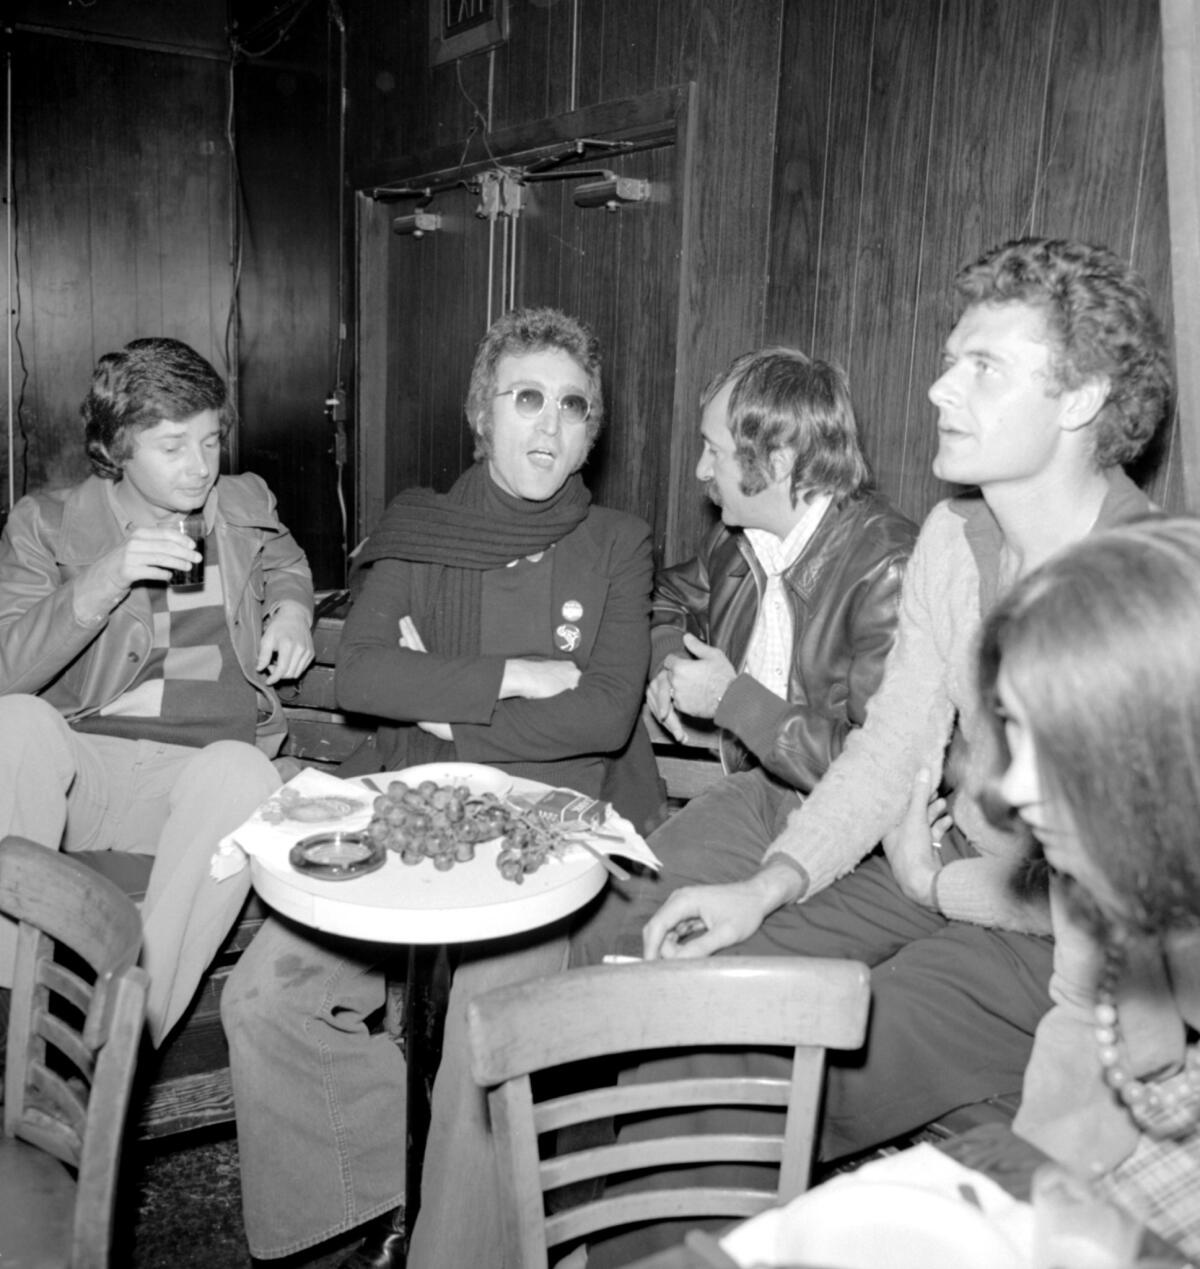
[{"left": 639, "top": 346, "right": 917, "bottom": 884}]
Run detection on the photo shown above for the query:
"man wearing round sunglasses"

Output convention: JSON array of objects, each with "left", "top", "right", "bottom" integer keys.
[
  {"left": 380, "top": 343, "right": 919, "bottom": 1269},
  {"left": 221, "top": 307, "right": 655, "bottom": 1269}
]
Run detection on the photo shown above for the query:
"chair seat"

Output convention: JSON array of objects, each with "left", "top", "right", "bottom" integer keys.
[
  {"left": 0, "top": 836, "right": 149, "bottom": 1268},
  {"left": 0, "top": 1135, "right": 75, "bottom": 1267}
]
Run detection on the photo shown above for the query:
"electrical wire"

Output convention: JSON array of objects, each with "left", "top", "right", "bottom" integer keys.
[
  {"left": 502, "top": 215, "right": 510, "bottom": 315},
  {"left": 9, "top": 183, "right": 27, "bottom": 501},
  {"left": 222, "top": 50, "right": 243, "bottom": 471},
  {"left": 508, "top": 190, "right": 519, "bottom": 312},
  {"left": 455, "top": 49, "right": 523, "bottom": 326},
  {"left": 486, "top": 210, "right": 497, "bottom": 330},
  {"left": 455, "top": 60, "right": 499, "bottom": 168},
  {"left": 5, "top": 32, "right": 28, "bottom": 508},
  {"left": 327, "top": 0, "right": 349, "bottom": 582},
  {"left": 5, "top": 28, "right": 11, "bottom": 513},
  {"left": 230, "top": 0, "right": 317, "bottom": 61},
  {"left": 330, "top": 0, "right": 346, "bottom": 389}
]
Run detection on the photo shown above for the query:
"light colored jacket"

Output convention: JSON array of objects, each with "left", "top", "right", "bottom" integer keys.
[{"left": 0, "top": 473, "right": 313, "bottom": 751}]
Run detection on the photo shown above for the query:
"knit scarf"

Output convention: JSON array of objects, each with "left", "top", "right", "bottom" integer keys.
[{"left": 358, "top": 462, "right": 592, "bottom": 765}]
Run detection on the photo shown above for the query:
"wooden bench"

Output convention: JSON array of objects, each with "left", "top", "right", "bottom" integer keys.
[{"left": 274, "top": 605, "right": 373, "bottom": 773}]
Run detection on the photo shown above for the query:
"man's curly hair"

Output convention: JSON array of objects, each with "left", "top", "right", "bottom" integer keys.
[
  {"left": 464, "top": 307, "right": 603, "bottom": 462},
  {"left": 955, "top": 238, "right": 1173, "bottom": 468}
]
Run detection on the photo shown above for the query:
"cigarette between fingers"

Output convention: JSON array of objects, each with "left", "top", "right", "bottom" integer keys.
[{"left": 670, "top": 916, "right": 708, "bottom": 944}]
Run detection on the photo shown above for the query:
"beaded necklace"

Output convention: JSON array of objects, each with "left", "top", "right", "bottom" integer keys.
[{"left": 1094, "top": 941, "right": 1200, "bottom": 1140}]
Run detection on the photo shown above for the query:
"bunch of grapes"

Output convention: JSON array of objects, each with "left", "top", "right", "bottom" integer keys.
[
  {"left": 364, "top": 780, "right": 565, "bottom": 883},
  {"left": 494, "top": 816, "right": 566, "bottom": 884}
]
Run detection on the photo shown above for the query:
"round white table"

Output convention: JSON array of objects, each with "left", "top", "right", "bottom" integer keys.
[
  {"left": 244, "top": 762, "right": 609, "bottom": 1251},
  {"left": 249, "top": 812, "right": 606, "bottom": 944}
]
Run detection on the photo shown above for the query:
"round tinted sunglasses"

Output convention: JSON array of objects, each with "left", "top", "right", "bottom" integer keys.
[{"left": 494, "top": 386, "right": 592, "bottom": 426}]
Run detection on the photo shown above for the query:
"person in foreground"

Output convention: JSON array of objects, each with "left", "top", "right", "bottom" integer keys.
[
  {"left": 981, "top": 516, "right": 1200, "bottom": 1259},
  {"left": 0, "top": 336, "right": 314, "bottom": 1044},
  {"left": 220, "top": 307, "right": 654, "bottom": 1268},
  {"left": 641, "top": 345, "right": 917, "bottom": 891},
  {"left": 570, "top": 236, "right": 1172, "bottom": 1265}
]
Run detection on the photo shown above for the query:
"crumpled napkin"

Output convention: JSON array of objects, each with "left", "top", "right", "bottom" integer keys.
[
  {"left": 210, "top": 767, "right": 376, "bottom": 879},
  {"left": 210, "top": 766, "right": 661, "bottom": 880},
  {"left": 719, "top": 1143, "right": 1034, "bottom": 1267}
]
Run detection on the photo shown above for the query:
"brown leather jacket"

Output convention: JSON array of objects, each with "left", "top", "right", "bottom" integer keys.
[
  {"left": 651, "top": 491, "right": 917, "bottom": 793},
  {"left": 0, "top": 473, "right": 313, "bottom": 751}
]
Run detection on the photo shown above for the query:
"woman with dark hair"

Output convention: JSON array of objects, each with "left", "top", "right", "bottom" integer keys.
[{"left": 979, "top": 515, "right": 1200, "bottom": 1257}]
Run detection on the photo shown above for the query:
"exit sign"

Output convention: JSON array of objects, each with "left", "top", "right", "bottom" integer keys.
[{"left": 430, "top": 0, "right": 509, "bottom": 66}]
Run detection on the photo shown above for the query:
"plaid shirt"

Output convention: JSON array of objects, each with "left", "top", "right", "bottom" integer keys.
[{"left": 1098, "top": 1097, "right": 1200, "bottom": 1258}]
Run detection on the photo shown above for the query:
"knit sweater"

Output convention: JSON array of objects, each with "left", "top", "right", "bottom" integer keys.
[
  {"left": 1015, "top": 884, "right": 1200, "bottom": 1183},
  {"left": 764, "top": 472, "right": 1153, "bottom": 933}
]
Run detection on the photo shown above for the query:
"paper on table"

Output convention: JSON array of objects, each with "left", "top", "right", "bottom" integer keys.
[
  {"left": 720, "top": 1143, "right": 1033, "bottom": 1268},
  {"left": 210, "top": 767, "right": 376, "bottom": 879},
  {"left": 212, "top": 765, "right": 661, "bottom": 878}
]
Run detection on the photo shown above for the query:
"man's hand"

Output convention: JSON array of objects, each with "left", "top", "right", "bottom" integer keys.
[
  {"left": 257, "top": 601, "right": 315, "bottom": 685},
  {"left": 72, "top": 526, "right": 202, "bottom": 623},
  {"left": 500, "top": 658, "right": 581, "bottom": 700},
  {"left": 881, "top": 767, "right": 950, "bottom": 907},
  {"left": 646, "top": 664, "right": 688, "bottom": 743},
  {"left": 641, "top": 861, "right": 804, "bottom": 960},
  {"left": 665, "top": 633, "right": 737, "bottom": 719}
]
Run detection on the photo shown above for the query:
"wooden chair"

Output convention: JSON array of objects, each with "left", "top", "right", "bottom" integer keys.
[
  {"left": 467, "top": 956, "right": 870, "bottom": 1268},
  {"left": 0, "top": 835, "right": 149, "bottom": 1269}
]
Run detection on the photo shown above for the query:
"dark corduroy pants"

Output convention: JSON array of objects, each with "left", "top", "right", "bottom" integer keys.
[{"left": 570, "top": 769, "right": 1054, "bottom": 1267}]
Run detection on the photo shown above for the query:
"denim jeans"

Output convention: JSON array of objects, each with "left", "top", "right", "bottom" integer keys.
[{"left": 221, "top": 907, "right": 573, "bottom": 1261}]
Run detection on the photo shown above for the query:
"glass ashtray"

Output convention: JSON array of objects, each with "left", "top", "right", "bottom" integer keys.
[{"left": 289, "top": 831, "right": 385, "bottom": 880}]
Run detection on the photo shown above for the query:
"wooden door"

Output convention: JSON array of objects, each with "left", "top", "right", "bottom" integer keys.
[{"left": 355, "top": 91, "right": 692, "bottom": 566}]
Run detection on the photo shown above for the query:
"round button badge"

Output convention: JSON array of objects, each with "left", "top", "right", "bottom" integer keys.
[{"left": 555, "top": 624, "right": 582, "bottom": 652}]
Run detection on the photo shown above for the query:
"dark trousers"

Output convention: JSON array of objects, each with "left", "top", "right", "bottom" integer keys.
[{"left": 570, "top": 770, "right": 1054, "bottom": 1266}]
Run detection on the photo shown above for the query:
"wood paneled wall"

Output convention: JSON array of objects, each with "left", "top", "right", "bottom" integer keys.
[
  {"left": 234, "top": 32, "right": 344, "bottom": 586},
  {"left": 350, "top": 0, "right": 1182, "bottom": 569},
  {"left": 349, "top": 0, "right": 782, "bottom": 565},
  {"left": 3, "top": 4, "right": 344, "bottom": 586},
  {"left": 767, "top": 0, "right": 1180, "bottom": 524},
  {"left": 1161, "top": 0, "right": 1200, "bottom": 501},
  {"left": 4, "top": 1, "right": 1183, "bottom": 581},
  {"left": 6, "top": 31, "right": 232, "bottom": 494}
]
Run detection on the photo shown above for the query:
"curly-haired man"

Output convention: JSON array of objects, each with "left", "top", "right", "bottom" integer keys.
[{"left": 570, "top": 236, "right": 1174, "bottom": 1266}]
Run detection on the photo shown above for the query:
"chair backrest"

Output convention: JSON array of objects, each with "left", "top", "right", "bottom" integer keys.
[
  {"left": 468, "top": 956, "right": 870, "bottom": 1269},
  {"left": 0, "top": 835, "right": 149, "bottom": 1269}
]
